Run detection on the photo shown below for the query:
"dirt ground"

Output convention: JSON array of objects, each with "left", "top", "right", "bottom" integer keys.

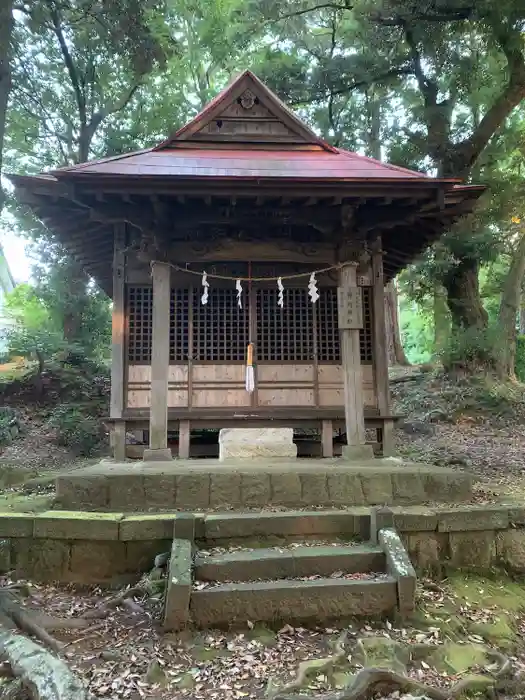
[{"left": 1, "top": 572, "right": 524, "bottom": 700}]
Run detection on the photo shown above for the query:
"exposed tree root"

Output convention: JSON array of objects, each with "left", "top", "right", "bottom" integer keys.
[
  {"left": 80, "top": 585, "right": 146, "bottom": 621},
  {"left": 266, "top": 631, "right": 349, "bottom": 697},
  {"left": 0, "top": 626, "right": 93, "bottom": 700},
  {"left": 268, "top": 639, "right": 513, "bottom": 700}
]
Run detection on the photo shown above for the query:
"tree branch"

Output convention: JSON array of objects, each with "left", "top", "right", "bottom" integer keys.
[
  {"left": 289, "top": 66, "right": 412, "bottom": 105},
  {"left": 450, "top": 19, "right": 525, "bottom": 177},
  {"left": 46, "top": 0, "right": 87, "bottom": 130},
  {"left": 266, "top": 2, "right": 353, "bottom": 24}
]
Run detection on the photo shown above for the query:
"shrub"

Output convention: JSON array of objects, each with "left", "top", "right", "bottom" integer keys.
[
  {"left": 440, "top": 326, "right": 498, "bottom": 373},
  {"left": 47, "top": 404, "right": 104, "bottom": 456},
  {"left": 0, "top": 407, "right": 19, "bottom": 446}
]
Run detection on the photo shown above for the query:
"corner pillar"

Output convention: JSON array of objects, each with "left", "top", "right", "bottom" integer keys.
[
  {"left": 110, "top": 223, "right": 126, "bottom": 461},
  {"left": 144, "top": 261, "right": 173, "bottom": 461},
  {"left": 338, "top": 263, "right": 374, "bottom": 460},
  {"left": 371, "top": 238, "right": 394, "bottom": 456}
]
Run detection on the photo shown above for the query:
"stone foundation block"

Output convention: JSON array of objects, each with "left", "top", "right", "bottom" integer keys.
[
  {"left": 119, "top": 515, "right": 174, "bottom": 541},
  {"left": 34, "top": 512, "right": 122, "bottom": 540},
  {"left": 143, "top": 474, "right": 177, "bottom": 508},
  {"left": 360, "top": 473, "right": 393, "bottom": 504},
  {"left": 406, "top": 532, "right": 448, "bottom": 572},
  {"left": 391, "top": 508, "right": 438, "bottom": 533},
  {"left": 391, "top": 473, "right": 425, "bottom": 505},
  {"left": 449, "top": 530, "right": 496, "bottom": 569},
  {"left": 109, "top": 475, "right": 145, "bottom": 511},
  {"left": 438, "top": 507, "right": 508, "bottom": 532},
  {"left": 164, "top": 539, "right": 192, "bottom": 631},
  {"left": 0, "top": 514, "right": 34, "bottom": 538},
  {"left": 496, "top": 529, "right": 525, "bottom": 572},
  {"left": 56, "top": 475, "right": 108, "bottom": 510},
  {"left": 14, "top": 538, "right": 70, "bottom": 581},
  {"left": 69, "top": 541, "right": 127, "bottom": 582},
  {"left": 270, "top": 472, "right": 302, "bottom": 505},
  {"left": 219, "top": 428, "right": 297, "bottom": 461},
  {"left": 300, "top": 473, "right": 329, "bottom": 505},
  {"left": 240, "top": 473, "right": 271, "bottom": 506},
  {"left": 0, "top": 539, "right": 11, "bottom": 572},
  {"left": 327, "top": 473, "right": 365, "bottom": 505},
  {"left": 126, "top": 539, "right": 171, "bottom": 573},
  {"left": 175, "top": 474, "right": 210, "bottom": 509},
  {"left": 210, "top": 472, "right": 241, "bottom": 508}
]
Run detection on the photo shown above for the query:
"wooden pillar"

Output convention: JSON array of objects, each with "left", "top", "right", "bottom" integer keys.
[
  {"left": 321, "top": 419, "right": 333, "bottom": 458},
  {"left": 178, "top": 420, "right": 190, "bottom": 459},
  {"left": 371, "top": 237, "right": 394, "bottom": 457},
  {"left": 144, "top": 262, "right": 173, "bottom": 461},
  {"left": 110, "top": 223, "right": 127, "bottom": 461},
  {"left": 338, "top": 262, "right": 374, "bottom": 460}
]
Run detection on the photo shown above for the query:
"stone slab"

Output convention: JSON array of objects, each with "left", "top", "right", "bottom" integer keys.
[
  {"left": 164, "top": 538, "right": 192, "bottom": 631},
  {"left": 219, "top": 428, "right": 297, "bottom": 461},
  {"left": 68, "top": 541, "right": 127, "bottom": 582},
  {"left": 379, "top": 528, "right": 417, "bottom": 617},
  {"left": 0, "top": 514, "right": 34, "bottom": 538},
  {"left": 203, "top": 510, "right": 360, "bottom": 540},
  {"left": 119, "top": 515, "right": 174, "bottom": 541},
  {"left": 53, "top": 459, "right": 475, "bottom": 511},
  {"left": 449, "top": 530, "right": 496, "bottom": 569},
  {"left": 195, "top": 544, "right": 385, "bottom": 582},
  {"left": 438, "top": 507, "right": 509, "bottom": 532},
  {"left": 191, "top": 577, "right": 398, "bottom": 627},
  {"left": 34, "top": 512, "right": 123, "bottom": 540}
]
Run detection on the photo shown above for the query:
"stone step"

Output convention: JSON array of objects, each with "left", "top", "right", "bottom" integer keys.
[
  {"left": 195, "top": 543, "right": 385, "bottom": 582},
  {"left": 190, "top": 575, "right": 397, "bottom": 628}
]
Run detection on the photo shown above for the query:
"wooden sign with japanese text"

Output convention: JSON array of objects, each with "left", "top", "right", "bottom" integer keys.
[{"left": 337, "top": 286, "right": 363, "bottom": 329}]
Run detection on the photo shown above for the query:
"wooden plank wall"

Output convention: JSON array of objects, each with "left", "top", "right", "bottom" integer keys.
[{"left": 126, "top": 363, "right": 376, "bottom": 410}]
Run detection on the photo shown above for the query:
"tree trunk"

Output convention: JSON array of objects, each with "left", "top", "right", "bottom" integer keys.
[
  {"left": 0, "top": 0, "right": 14, "bottom": 213},
  {"left": 443, "top": 257, "right": 488, "bottom": 329},
  {"left": 385, "top": 280, "right": 410, "bottom": 366},
  {"left": 520, "top": 292, "right": 525, "bottom": 334},
  {"left": 433, "top": 283, "right": 450, "bottom": 359},
  {"left": 496, "top": 231, "right": 525, "bottom": 379}
]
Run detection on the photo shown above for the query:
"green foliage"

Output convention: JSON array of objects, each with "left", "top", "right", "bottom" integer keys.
[
  {"left": 0, "top": 407, "right": 18, "bottom": 447},
  {"left": 399, "top": 301, "right": 433, "bottom": 364},
  {"left": 47, "top": 404, "right": 105, "bottom": 456},
  {"left": 440, "top": 326, "right": 499, "bottom": 372}
]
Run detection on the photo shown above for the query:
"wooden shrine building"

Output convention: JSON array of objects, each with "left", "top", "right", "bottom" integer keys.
[{"left": 10, "top": 71, "right": 484, "bottom": 462}]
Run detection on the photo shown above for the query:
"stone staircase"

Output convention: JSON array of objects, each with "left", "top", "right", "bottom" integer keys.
[{"left": 163, "top": 508, "right": 417, "bottom": 630}]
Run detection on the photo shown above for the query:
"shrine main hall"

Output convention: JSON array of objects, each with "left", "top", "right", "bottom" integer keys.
[{"left": 11, "top": 71, "right": 483, "bottom": 464}]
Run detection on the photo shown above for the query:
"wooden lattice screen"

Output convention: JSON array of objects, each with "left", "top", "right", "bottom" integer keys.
[
  {"left": 191, "top": 288, "right": 249, "bottom": 361},
  {"left": 127, "top": 285, "right": 373, "bottom": 363}
]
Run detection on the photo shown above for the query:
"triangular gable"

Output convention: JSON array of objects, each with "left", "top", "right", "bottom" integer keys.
[{"left": 155, "top": 70, "right": 336, "bottom": 152}]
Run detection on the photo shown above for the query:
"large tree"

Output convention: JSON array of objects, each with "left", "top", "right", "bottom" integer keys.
[{"left": 249, "top": 0, "right": 525, "bottom": 334}]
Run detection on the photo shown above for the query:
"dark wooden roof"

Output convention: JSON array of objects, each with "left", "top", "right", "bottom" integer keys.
[{"left": 9, "top": 70, "right": 485, "bottom": 295}]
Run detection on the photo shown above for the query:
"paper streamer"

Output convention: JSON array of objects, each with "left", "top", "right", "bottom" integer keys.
[
  {"left": 277, "top": 277, "right": 284, "bottom": 308},
  {"left": 308, "top": 272, "right": 319, "bottom": 303},
  {"left": 201, "top": 271, "right": 209, "bottom": 305}
]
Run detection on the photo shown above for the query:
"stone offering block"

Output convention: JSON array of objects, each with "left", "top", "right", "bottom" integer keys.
[{"left": 219, "top": 428, "right": 297, "bottom": 461}]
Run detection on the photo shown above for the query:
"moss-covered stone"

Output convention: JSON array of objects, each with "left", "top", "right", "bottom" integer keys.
[
  {"left": 468, "top": 616, "right": 515, "bottom": 649},
  {"left": 429, "top": 642, "right": 487, "bottom": 675},
  {"left": 357, "top": 636, "right": 409, "bottom": 674}
]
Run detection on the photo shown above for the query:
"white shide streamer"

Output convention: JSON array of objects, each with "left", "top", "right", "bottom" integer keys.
[
  {"left": 277, "top": 277, "right": 284, "bottom": 308},
  {"left": 236, "top": 279, "right": 243, "bottom": 308},
  {"left": 308, "top": 272, "right": 319, "bottom": 303},
  {"left": 201, "top": 271, "right": 209, "bottom": 305}
]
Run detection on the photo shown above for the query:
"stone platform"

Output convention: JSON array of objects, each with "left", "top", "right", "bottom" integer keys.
[{"left": 55, "top": 458, "right": 476, "bottom": 511}]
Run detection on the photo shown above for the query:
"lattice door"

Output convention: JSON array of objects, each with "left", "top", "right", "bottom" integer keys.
[{"left": 192, "top": 288, "right": 249, "bottom": 361}]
